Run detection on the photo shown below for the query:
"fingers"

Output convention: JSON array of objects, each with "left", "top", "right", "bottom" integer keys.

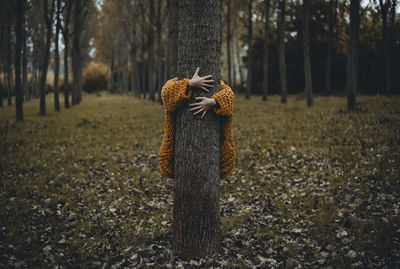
[
  {"left": 201, "top": 74, "right": 212, "bottom": 79},
  {"left": 201, "top": 110, "right": 207, "bottom": 119},
  {"left": 193, "top": 108, "right": 204, "bottom": 115},
  {"left": 194, "top": 67, "right": 200, "bottom": 76}
]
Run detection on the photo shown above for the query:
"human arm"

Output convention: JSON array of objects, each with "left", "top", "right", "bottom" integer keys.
[
  {"left": 161, "top": 67, "right": 213, "bottom": 113},
  {"left": 210, "top": 81, "right": 235, "bottom": 118},
  {"left": 189, "top": 81, "right": 235, "bottom": 119}
]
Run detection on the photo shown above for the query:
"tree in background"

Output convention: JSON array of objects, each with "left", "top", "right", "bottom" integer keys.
[
  {"left": 226, "top": 0, "right": 232, "bottom": 86},
  {"left": 302, "top": 0, "right": 313, "bottom": 106},
  {"left": 347, "top": 0, "right": 360, "bottom": 110},
  {"left": 326, "top": 0, "right": 338, "bottom": 93},
  {"left": 173, "top": 0, "right": 222, "bottom": 259},
  {"left": 61, "top": 0, "right": 72, "bottom": 109},
  {"left": 166, "top": 0, "right": 178, "bottom": 79},
  {"left": 278, "top": 0, "right": 287, "bottom": 103},
  {"left": 40, "top": 0, "right": 55, "bottom": 115},
  {"left": 53, "top": 0, "right": 61, "bottom": 111},
  {"left": 262, "top": 0, "right": 274, "bottom": 101},
  {"left": 245, "top": 0, "right": 253, "bottom": 99},
  {"left": 15, "top": 0, "right": 25, "bottom": 121}
]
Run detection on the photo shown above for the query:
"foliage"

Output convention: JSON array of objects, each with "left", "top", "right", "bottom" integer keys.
[
  {"left": 82, "top": 61, "right": 109, "bottom": 93},
  {"left": 0, "top": 93, "right": 399, "bottom": 267}
]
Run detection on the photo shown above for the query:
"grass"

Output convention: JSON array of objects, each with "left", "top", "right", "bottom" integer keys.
[{"left": 0, "top": 91, "right": 399, "bottom": 268}]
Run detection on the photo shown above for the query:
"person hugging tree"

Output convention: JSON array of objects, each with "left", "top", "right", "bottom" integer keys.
[{"left": 159, "top": 67, "right": 236, "bottom": 179}]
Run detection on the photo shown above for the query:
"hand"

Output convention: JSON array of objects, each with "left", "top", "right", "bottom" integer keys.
[
  {"left": 189, "top": 97, "right": 217, "bottom": 119},
  {"left": 188, "top": 67, "right": 214, "bottom": 92}
]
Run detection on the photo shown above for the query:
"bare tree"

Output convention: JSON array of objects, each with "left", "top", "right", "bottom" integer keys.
[
  {"left": 278, "top": 0, "right": 287, "bottom": 103},
  {"left": 53, "top": 0, "right": 61, "bottom": 111},
  {"left": 262, "top": 0, "right": 274, "bottom": 101},
  {"left": 347, "top": 0, "right": 359, "bottom": 110},
  {"left": 39, "top": 0, "right": 55, "bottom": 115},
  {"left": 61, "top": 0, "right": 72, "bottom": 108},
  {"left": 302, "top": 0, "right": 313, "bottom": 106},
  {"left": 378, "top": 0, "right": 391, "bottom": 94},
  {"left": 166, "top": 0, "right": 178, "bottom": 79},
  {"left": 245, "top": 0, "right": 253, "bottom": 99},
  {"left": 326, "top": 0, "right": 337, "bottom": 93},
  {"left": 173, "top": 0, "right": 222, "bottom": 259},
  {"left": 15, "top": 0, "right": 25, "bottom": 120},
  {"left": 226, "top": 0, "right": 232, "bottom": 86}
]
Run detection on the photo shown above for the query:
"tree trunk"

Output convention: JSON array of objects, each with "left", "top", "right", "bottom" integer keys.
[
  {"left": 15, "top": 0, "right": 24, "bottom": 121},
  {"left": 325, "top": 0, "right": 337, "bottom": 94},
  {"left": 226, "top": 0, "right": 232, "bottom": 86},
  {"left": 236, "top": 39, "right": 244, "bottom": 87},
  {"left": 72, "top": 0, "right": 82, "bottom": 106},
  {"left": 347, "top": 0, "right": 359, "bottom": 110},
  {"left": 245, "top": 0, "right": 253, "bottom": 99},
  {"left": 130, "top": 4, "right": 139, "bottom": 97},
  {"left": 262, "top": 0, "right": 271, "bottom": 101},
  {"left": 40, "top": 0, "right": 55, "bottom": 115},
  {"left": 148, "top": 0, "right": 156, "bottom": 101},
  {"left": 156, "top": 0, "right": 163, "bottom": 103},
  {"left": 7, "top": 16, "right": 12, "bottom": 106},
  {"left": 379, "top": 0, "right": 391, "bottom": 94},
  {"left": 173, "top": 0, "right": 222, "bottom": 260},
  {"left": 54, "top": 0, "right": 61, "bottom": 111},
  {"left": 278, "top": 0, "right": 287, "bottom": 103},
  {"left": 302, "top": 0, "right": 313, "bottom": 106},
  {"left": 62, "top": 0, "right": 72, "bottom": 108},
  {"left": 166, "top": 0, "right": 178, "bottom": 79},
  {"left": 22, "top": 17, "right": 28, "bottom": 102}
]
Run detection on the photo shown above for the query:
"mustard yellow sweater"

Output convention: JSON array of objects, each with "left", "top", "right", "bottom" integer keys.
[{"left": 158, "top": 77, "right": 236, "bottom": 178}]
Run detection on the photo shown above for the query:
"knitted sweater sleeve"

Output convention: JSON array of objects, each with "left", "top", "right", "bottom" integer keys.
[
  {"left": 211, "top": 81, "right": 234, "bottom": 117},
  {"left": 161, "top": 77, "right": 192, "bottom": 112}
]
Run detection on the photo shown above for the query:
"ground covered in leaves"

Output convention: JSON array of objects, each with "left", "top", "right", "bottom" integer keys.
[{"left": 0, "top": 92, "right": 399, "bottom": 268}]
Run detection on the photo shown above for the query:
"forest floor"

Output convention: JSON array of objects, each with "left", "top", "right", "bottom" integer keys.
[{"left": 0, "top": 92, "right": 399, "bottom": 268}]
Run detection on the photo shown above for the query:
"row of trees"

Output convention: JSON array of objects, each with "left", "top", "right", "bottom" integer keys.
[
  {"left": 1, "top": 0, "right": 399, "bottom": 121},
  {"left": 96, "top": 0, "right": 400, "bottom": 107},
  {"left": 0, "top": 0, "right": 96, "bottom": 120}
]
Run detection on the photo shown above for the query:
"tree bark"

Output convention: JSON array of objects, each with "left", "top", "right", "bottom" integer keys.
[
  {"left": 72, "top": 0, "right": 82, "bottom": 105},
  {"left": 278, "top": 0, "right": 287, "bottom": 103},
  {"left": 130, "top": 1, "right": 139, "bottom": 97},
  {"left": 236, "top": 38, "right": 244, "bottom": 87},
  {"left": 325, "top": 0, "right": 337, "bottom": 94},
  {"left": 262, "top": 0, "right": 271, "bottom": 101},
  {"left": 245, "top": 0, "right": 253, "bottom": 99},
  {"left": 53, "top": 0, "right": 61, "bottom": 111},
  {"left": 226, "top": 0, "right": 232, "bottom": 86},
  {"left": 166, "top": 0, "right": 178, "bottom": 79},
  {"left": 379, "top": 0, "right": 391, "bottom": 94},
  {"left": 7, "top": 16, "right": 12, "bottom": 106},
  {"left": 22, "top": 16, "right": 28, "bottom": 102},
  {"left": 347, "top": 0, "right": 359, "bottom": 110},
  {"left": 62, "top": 0, "right": 72, "bottom": 108},
  {"left": 302, "top": 0, "right": 313, "bottom": 106},
  {"left": 40, "top": 0, "right": 55, "bottom": 115},
  {"left": 15, "top": 0, "right": 24, "bottom": 121},
  {"left": 173, "top": 0, "right": 222, "bottom": 260},
  {"left": 148, "top": 0, "right": 156, "bottom": 101},
  {"left": 156, "top": 0, "right": 163, "bottom": 103}
]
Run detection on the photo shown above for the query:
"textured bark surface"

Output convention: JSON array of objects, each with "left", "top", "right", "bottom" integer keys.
[
  {"left": 245, "top": 0, "right": 253, "bottom": 100},
  {"left": 173, "top": 0, "right": 221, "bottom": 260},
  {"left": 15, "top": 0, "right": 24, "bottom": 121},
  {"left": 262, "top": 0, "right": 272, "bottom": 101},
  {"left": 278, "top": 0, "right": 287, "bottom": 103},
  {"left": 302, "top": 0, "right": 313, "bottom": 107},
  {"left": 347, "top": 0, "right": 359, "bottom": 110},
  {"left": 166, "top": 0, "right": 178, "bottom": 79}
]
